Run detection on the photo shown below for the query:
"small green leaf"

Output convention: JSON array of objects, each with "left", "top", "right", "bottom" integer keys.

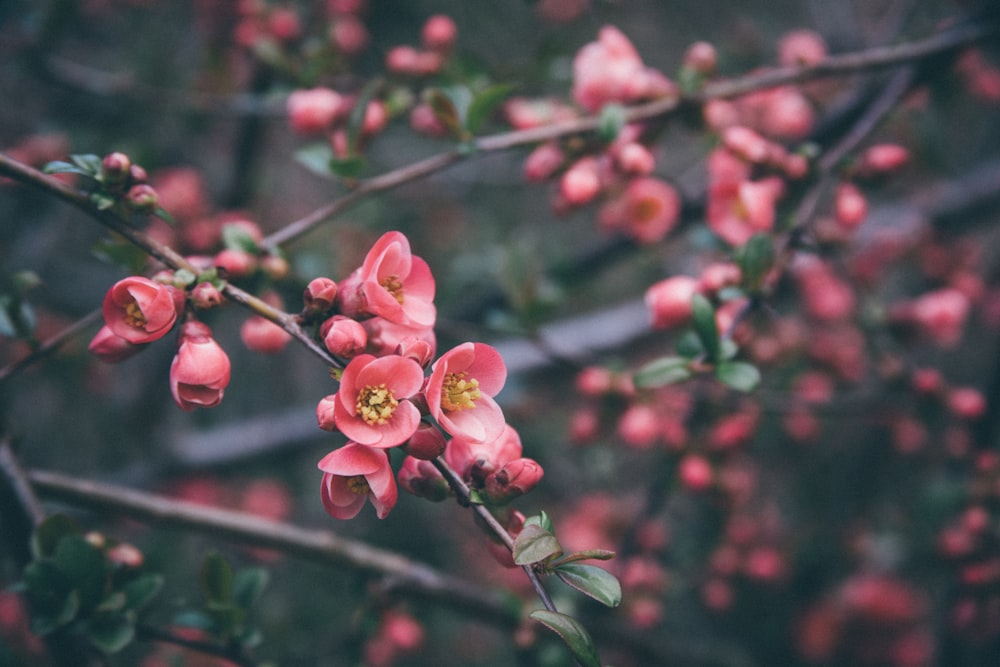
[
  {"left": 222, "top": 223, "right": 260, "bottom": 254},
  {"left": 96, "top": 591, "right": 126, "bottom": 613},
  {"left": 200, "top": 551, "right": 233, "bottom": 607},
  {"left": 70, "top": 154, "right": 103, "bottom": 176},
  {"left": 92, "top": 237, "right": 150, "bottom": 274},
  {"left": 232, "top": 568, "right": 269, "bottom": 610},
  {"left": 736, "top": 233, "right": 774, "bottom": 293},
  {"left": 555, "top": 563, "right": 622, "bottom": 607},
  {"left": 690, "top": 293, "right": 720, "bottom": 361},
  {"left": 529, "top": 610, "right": 602, "bottom": 667},
  {"left": 85, "top": 613, "right": 135, "bottom": 654},
  {"left": 466, "top": 83, "right": 516, "bottom": 133},
  {"left": 294, "top": 142, "right": 336, "bottom": 177},
  {"left": 123, "top": 574, "right": 163, "bottom": 612},
  {"left": 329, "top": 155, "right": 367, "bottom": 179},
  {"left": 346, "top": 78, "right": 384, "bottom": 153},
  {"left": 597, "top": 103, "right": 627, "bottom": 142},
  {"left": 154, "top": 206, "right": 176, "bottom": 226},
  {"left": 54, "top": 536, "right": 106, "bottom": 612},
  {"left": 523, "top": 511, "right": 553, "bottom": 533},
  {"left": 425, "top": 88, "right": 466, "bottom": 138},
  {"left": 513, "top": 524, "right": 563, "bottom": 566},
  {"left": 715, "top": 361, "right": 761, "bottom": 392},
  {"left": 23, "top": 561, "right": 78, "bottom": 634},
  {"left": 91, "top": 193, "right": 116, "bottom": 210},
  {"left": 675, "top": 330, "right": 704, "bottom": 358},
  {"left": 43, "top": 160, "right": 83, "bottom": 175},
  {"left": 633, "top": 356, "right": 692, "bottom": 389},
  {"left": 552, "top": 549, "right": 616, "bottom": 565}
]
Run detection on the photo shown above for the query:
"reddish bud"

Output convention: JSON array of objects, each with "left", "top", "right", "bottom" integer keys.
[
  {"left": 397, "top": 455, "right": 450, "bottom": 501},
  {"left": 213, "top": 248, "right": 257, "bottom": 278},
  {"left": 287, "top": 87, "right": 345, "bottom": 135},
  {"left": 126, "top": 184, "right": 159, "bottom": 212},
  {"left": 683, "top": 41, "right": 718, "bottom": 75},
  {"left": 421, "top": 14, "right": 457, "bottom": 53},
  {"left": 190, "top": 282, "right": 224, "bottom": 309},
  {"left": 88, "top": 324, "right": 146, "bottom": 363},
  {"left": 101, "top": 152, "right": 131, "bottom": 185},
  {"left": 303, "top": 277, "right": 339, "bottom": 315},
  {"left": 523, "top": 142, "right": 566, "bottom": 182},
  {"left": 560, "top": 157, "right": 602, "bottom": 205},
  {"left": 321, "top": 315, "right": 368, "bottom": 358},
  {"left": 484, "top": 458, "right": 544, "bottom": 503},
  {"left": 644, "top": 275, "right": 699, "bottom": 329},
  {"left": 241, "top": 316, "right": 292, "bottom": 354},
  {"left": 404, "top": 422, "right": 447, "bottom": 460},
  {"left": 834, "top": 182, "right": 868, "bottom": 229},
  {"left": 679, "top": 454, "right": 714, "bottom": 491},
  {"left": 107, "top": 543, "right": 144, "bottom": 568},
  {"left": 316, "top": 395, "right": 337, "bottom": 431}
]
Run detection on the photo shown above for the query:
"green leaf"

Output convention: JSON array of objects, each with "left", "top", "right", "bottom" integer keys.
[
  {"left": 425, "top": 87, "right": 466, "bottom": 138},
  {"left": 70, "top": 154, "right": 103, "bottom": 176},
  {"left": 513, "top": 524, "right": 563, "bottom": 566},
  {"left": 294, "top": 142, "right": 336, "bottom": 178},
  {"left": 43, "top": 160, "right": 83, "bottom": 175},
  {"left": 154, "top": 206, "right": 176, "bottom": 226},
  {"left": 232, "top": 568, "right": 269, "bottom": 610},
  {"left": 555, "top": 563, "right": 622, "bottom": 608},
  {"left": 466, "top": 83, "right": 516, "bottom": 133},
  {"left": 552, "top": 549, "right": 616, "bottom": 565},
  {"left": 736, "top": 233, "right": 774, "bottom": 293},
  {"left": 92, "top": 237, "right": 150, "bottom": 274},
  {"left": 54, "top": 536, "right": 107, "bottom": 612},
  {"left": 222, "top": 223, "right": 260, "bottom": 253},
  {"left": 690, "top": 293, "right": 720, "bottom": 361},
  {"left": 597, "top": 103, "right": 627, "bottom": 142},
  {"left": 523, "top": 511, "right": 553, "bottom": 533},
  {"left": 675, "top": 330, "right": 704, "bottom": 358},
  {"left": 91, "top": 193, "right": 116, "bottom": 210},
  {"left": 328, "top": 155, "right": 367, "bottom": 179},
  {"left": 633, "top": 356, "right": 692, "bottom": 389},
  {"left": 529, "top": 610, "right": 602, "bottom": 667},
  {"left": 123, "top": 574, "right": 163, "bottom": 612},
  {"left": 715, "top": 361, "right": 761, "bottom": 393},
  {"left": 346, "top": 77, "right": 384, "bottom": 153},
  {"left": 200, "top": 551, "right": 233, "bottom": 607},
  {"left": 23, "top": 561, "right": 78, "bottom": 634},
  {"left": 85, "top": 613, "right": 135, "bottom": 654}
]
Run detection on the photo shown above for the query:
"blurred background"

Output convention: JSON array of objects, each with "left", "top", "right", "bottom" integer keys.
[{"left": 2, "top": 1, "right": 1000, "bottom": 665}]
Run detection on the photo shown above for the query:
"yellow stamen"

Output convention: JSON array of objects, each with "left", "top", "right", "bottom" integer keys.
[
  {"left": 441, "top": 372, "right": 481, "bottom": 412},
  {"left": 380, "top": 275, "right": 405, "bottom": 304},
  {"left": 346, "top": 475, "right": 370, "bottom": 496},
  {"left": 356, "top": 384, "right": 398, "bottom": 425},
  {"left": 124, "top": 300, "right": 146, "bottom": 328}
]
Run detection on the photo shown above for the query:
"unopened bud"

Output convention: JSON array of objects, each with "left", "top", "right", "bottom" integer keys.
[
  {"left": 398, "top": 456, "right": 450, "bottom": 501},
  {"left": 303, "top": 277, "right": 339, "bottom": 315},
  {"left": 321, "top": 315, "right": 368, "bottom": 358},
  {"left": 483, "top": 458, "right": 544, "bottom": 504},
  {"left": 101, "top": 152, "right": 131, "bottom": 185},
  {"left": 190, "top": 282, "right": 225, "bottom": 309},
  {"left": 404, "top": 422, "right": 447, "bottom": 460},
  {"left": 126, "top": 184, "right": 159, "bottom": 213}
]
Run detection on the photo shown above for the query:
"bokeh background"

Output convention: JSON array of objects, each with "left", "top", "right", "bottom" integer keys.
[{"left": 3, "top": 1, "right": 1000, "bottom": 665}]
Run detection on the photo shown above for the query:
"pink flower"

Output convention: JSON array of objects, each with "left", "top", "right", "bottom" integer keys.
[
  {"left": 318, "top": 443, "right": 398, "bottom": 519},
  {"left": 398, "top": 456, "right": 450, "bottom": 501},
  {"left": 644, "top": 275, "right": 700, "bottom": 329},
  {"left": 601, "top": 177, "right": 681, "bottom": 244},
  {"left": 240, "top": 316, "right": 293, "bottom": 354},
  {"left": 445, "top": 425, "right": 542, "bottom": 504},
  {"left": 706, "top": 177, "right": 784, "bottom": 246},
  {"left": 286, "top": 87, "right": 346, "bottom": 135},
  {"left": 170, "top": 321, "right": 231, "bottom": 411},
  {"left": 332, "top": 353, "right": 425, "bottom": 448},
  {"left": 88, "top": 325, "right": 146, "bottom": 363},
  {"left": 337, "top": 231, "right": 437, "bottom": 328},
  {"left": 572, "top": 26, "right": 672, "bottom": 112},
  {"left": 102, "top": 276, "right": 179, "bottom": 344},
  {"left": 426, "top": 342, "right": 507, "bottom": 443}
]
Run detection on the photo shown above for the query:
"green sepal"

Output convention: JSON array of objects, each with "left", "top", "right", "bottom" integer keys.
[
  {"left": 523, "top": 511, "right": 553, "bottom": 533},
  {"left": 736, "top": 233, "right": 774, "bottom": 294},
  {"left": 554, "top": 563, "right": 622, "bottom": 608},
  {"left": 200, "top": 551, "right": 233, "bottom": 607},
  {"left": 529, "top": 610, "right": 603, "bottom": 667},
  {"left": 597, "top": 103, "right": 627, "bottom": 142},
  {"left": 690, "top": 293, "right": 720, "bottom": 361},
  {"left": 466, "top": 83, "right": 516, "bottom": 134}
]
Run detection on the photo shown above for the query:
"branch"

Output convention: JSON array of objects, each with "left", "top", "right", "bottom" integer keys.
[
  {"left": 26, "top": 468, "right": 519, "bottom": 630},
  {"left": 264, "top": 16, "right": 998, "bottom": 247}
]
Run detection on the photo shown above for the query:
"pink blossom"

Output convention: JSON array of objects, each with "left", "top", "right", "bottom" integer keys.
[
  {"left": 337, "top": 231, "right": 436, "bottom": 328},
  {"left": 286, "top": 87, "right": 345, "bottom": 135},
  {"left": 318, "top": 442, "right": 397, "bottom": 519},
  {"left": 614, "top": 177, "right": 681, "bottom": 244},
  {"left": 834, "top": 182, "right": 868, "bottom": 229},
  {"left": 523, "top": 142, "right": 566, "bottom": 182},
  {"left": 644, "top": 275, "right": 700, "bottom": 329},
  {"left": 332, "top": 353, "right": 425, "bottom": 448},
  {"left": 560, "top": 156, "right": 602, "bottom": 205},
  {"left": 170, "top": 321, "right": 231, "bottom": 411},
  {"left": 240, "top": 315, "right": 292, "bottom": 354},
  {"left": 572, "top": 26, "right": 675, "bottom": 112},
  {"left": 445, "top": 424, "right": 541, "bottom": 503},
  {"left": 911, "top": 287, "right": 970, "bottom": 347},
  {"left": 426, "top": 342, "right": 507, "bottom": 443},
  {"left": 362, "top": 316, "right": 436, "bottom": 365},
  {"left": 102, "top": 276, "right": 179, "bottom": 344},
  {"left": 778, "top": 29, "right": 828, "bottom": 67},
  {"left": 706, "top": 177, "right": 784, "bottom": 246},
  {"left": 88, "top": 324, "right": 146, "bottom": 363},
  {"left": 421, "top": 14, "right": 457, "bottom": 52}
]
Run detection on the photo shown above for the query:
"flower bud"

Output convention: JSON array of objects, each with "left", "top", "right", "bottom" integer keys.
[
  {"left": 483, "top": 458, "right": 544, "bottom": 504},
  {"left": 644, "top": 275, "right": 700, "bottom": 329},
  {"left": 303, "top": 277, "right": 339, "bottom": 315},
  {"left": 683, "top": 41, "right": 717, "bottom": 75},
  {"left": 190, "top": 282, "right": 224, "bottom": 309},
  {"left": 679, "top": 454, "right": 714, "bottom": 491},
  {"left": 128, "top": 164, "right": 148, "bottom": 184},
  {"left": 834, "top": 182, "right": 867, "bottom": 229},
  {"left": 88, "top": 324, "right": 146, "bottom": 363},
  {"left": 241, "top": 315, "right": 292, "bottom": 354},
  {"left": 404, "top": 422, "right": 447, "bottom": 460},
  {"left": 213, "top": 248, "right": 257, "bottom": 278},
  {"left": 322, "top": 315, "right": 368, "bottom": 358},
  {"left": 261, "top": 254, "right": 290, "bottom": 281},
  {"left": 397, "top": 456, "right": 450, "bottom": 501},
  {"left": 101, "top": 152, "right": 131, "bottom": 186},
  {"left": 421, "top": 14, "right": 457, "bottom": 53},
  {"left": 107, "top": 542, "right": 144, "bottom": 568},
  {"left": 560, "top": 156, "right": 602, "bottom": 206},
  {"left": 316, "top": 395, "right": 338, "bottom": 431},
  {"left": 126, "top": 184, "right": 159, "bottom": 213},
  {"left": 287, "top": 87, "right": 345, "bottom": 135},
  {"left": 170, "top": 321, "right": 231, "bottom": 411},
  {"left": 523, "top": 142, "right": 565, "bottom": 183}
]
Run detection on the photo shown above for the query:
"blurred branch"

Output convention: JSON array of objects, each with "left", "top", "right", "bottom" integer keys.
[
  {"left": 0, "top": 308, "right": 101, "bottom": 384},
  {"left": 265, "top": 15, "right": 998, "bottom": 247},
  {"left": 0, "top": 153, "right": 339, "bottom": 370},
  {"left": 27, "top": 467, "right": 520, "bottom": 630}
]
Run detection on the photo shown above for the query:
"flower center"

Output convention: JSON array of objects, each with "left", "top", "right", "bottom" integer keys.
[
  {"left": 380, "top": 275, "right": 405, "bottom": 304},
  {"left": 441, "top": 372, "right": 481, "bottom": 412},
  {"left": 356, "top": 384, "right": 399, "bottom": 425},
  {"left": 346, "top": 475, "right": 370, "bottom": 496},
  {"left": 124, "top": 300, "right": 147, "bottom": 328}
]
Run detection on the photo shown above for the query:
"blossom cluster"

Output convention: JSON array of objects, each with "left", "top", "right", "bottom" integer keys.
[{"left": 311, "top": 232, "right": 543, "bottom": 521}]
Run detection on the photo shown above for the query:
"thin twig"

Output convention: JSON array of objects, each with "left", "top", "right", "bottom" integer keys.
[{"left": 0, "top": 309, "right": 102, "bottom": 384}]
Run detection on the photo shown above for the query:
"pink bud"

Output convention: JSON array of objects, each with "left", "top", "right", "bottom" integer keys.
[
  {"left": 948, "top": 387, "right": 987, "bottom": 420},
  {"left": 679, "top": 454, "right": 713, "bottom": 491},
  {"left": 88, "top": 325, "right": 146, "bottom": 363},
  {"left": 303, "top": 277, "right": 339, "bottom": 315},
  {"left": 101, "top": 152, "right": 131, "bottom": 185},
  {"left": 523, "top": 142, "right": 566, "bottom": 182},
  {"left": 778, "top": 29, "right": 827, "bottom": 67},
  {"left": 644, "top": 275, "right": 699, "bottom": 329},
  {"left": 834, "top": 182, "right": 868, "bottom": 229},
  {"left": 421, "top": 14, "right": 457, "bottom": 53},
  {"left": 617, "top": 403, "right": 660, "bottom": 448},
  {"left": 126, "top": 184, "right": 159, "bottom": 212},
  {"left": 560, "top": 157, "right": 602, "bottom": 206},
  {"left": 615, "top": 142, "right": 656, "bottom": 175},
  {"left": 316, "top": 394, "right": 338, "bottom": 431},
  {"left": 190, "top": 282, "right": 224, "bottom": 309},
  {"left": 397, "top": 456, "right": 450, "bottom": 501},
  {"left": 683, "top": 41, "right": 718, "bottom": 75},
  {"left": 484, "top": 458, "right": 544, "bottom": 503},
  {"left": 286, "top": 87, "right": 345, "bottom": 135},
  {"left": 409, "top": 103, "right": 449, "bottom": 137},
  {"left": 330, "top": 15, "right": 369, "bottom": 55},
  {"left": 404, "top": 422, "right": 447, "bottom": 460},
  {"left": 241, "top": 316, "right": 292, "bottom": 354},
  {"left": 575, "top": 366, "right": 614, "bottom": 396},
  {"left": 213, "top": 248, "right": 257, "bottom": 278},
  {"left": 722, "top": 126, "right": 771, "bottom": 164},
  {"left": 857, "top": 143, "right": 910, "bottom": 177},
  {"left": 267, "top": 7, "right": 301, "bottom": 42},
  {"left": 170, "top": 322, "right": 231, "bottom": 411},
  {"left": 107, "top": 543, "right": 144, "bottom": 568},
  {"left": 321, "top": 315, "right": 368, "bottom": 358}
]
